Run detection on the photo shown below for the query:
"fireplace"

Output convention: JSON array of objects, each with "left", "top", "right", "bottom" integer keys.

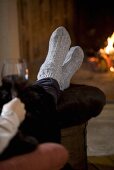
[{"left": 87, "top": 32, "right": 114, "bottom": 73}]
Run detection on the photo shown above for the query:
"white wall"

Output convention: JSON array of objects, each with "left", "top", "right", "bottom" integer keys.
[{"left": 0, "top": 0, "right": 20, "bottom": 83}]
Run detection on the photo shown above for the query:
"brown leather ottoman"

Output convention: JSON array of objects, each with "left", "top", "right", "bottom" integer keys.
[{"left": 57, "top": 84, "right": 106, "bottom": 170}]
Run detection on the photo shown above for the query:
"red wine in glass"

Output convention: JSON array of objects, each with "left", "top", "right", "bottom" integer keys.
[{"left": 1, "top": 59, "right": 29, "bottom": 98}]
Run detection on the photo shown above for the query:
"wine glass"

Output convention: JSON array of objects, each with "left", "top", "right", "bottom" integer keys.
[
  {"left": 1, "top": 59, "right": 28, "bottom": 80},
  {"left": 1, "top": 58, "right": 29, "bottom": 98}
]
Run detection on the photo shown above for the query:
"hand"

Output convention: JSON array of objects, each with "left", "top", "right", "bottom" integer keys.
[{"left": 1, "top": 97, "right": 26, "bottom": 123}]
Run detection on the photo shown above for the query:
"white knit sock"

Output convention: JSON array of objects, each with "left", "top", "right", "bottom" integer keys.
[
  {"left": 37, "top": 26, "right": 71, "bottom": 86},
  {"left": 60, "top": 46, "right": 84, "bottom": 90}
]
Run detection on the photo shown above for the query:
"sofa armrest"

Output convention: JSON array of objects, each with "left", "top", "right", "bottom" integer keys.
[{"left": 0, "top": 143, "right": 68, "bottom": 170}]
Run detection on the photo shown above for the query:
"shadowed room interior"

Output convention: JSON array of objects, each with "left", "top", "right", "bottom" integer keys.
[
  {"left": 0, "top": 0, "right": 114, "bottom": 170},
  {"left": 17, "top": 0, "right": 114, "bottom": 81}
]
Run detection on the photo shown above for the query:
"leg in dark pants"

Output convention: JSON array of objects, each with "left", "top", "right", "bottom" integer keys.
[
  {"left": 0, "top": 77, "right": 62, "bottom": 160},
  {"left": 20, "top": 78, "right": 61, "bottom": 144}
]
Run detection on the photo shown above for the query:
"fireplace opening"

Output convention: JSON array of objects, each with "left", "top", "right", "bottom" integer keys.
[{"left": 87, "top": 32, "right": 114, "bottom": 73}]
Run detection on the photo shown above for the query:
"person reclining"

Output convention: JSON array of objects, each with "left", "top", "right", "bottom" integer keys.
[{"left": 0, "top": 26, "right": 84, "bottom": 163}]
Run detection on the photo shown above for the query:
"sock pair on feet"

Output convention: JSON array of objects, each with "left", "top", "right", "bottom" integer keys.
[{"left": 37, "top": 26, "right": 84, "bottom": 90}]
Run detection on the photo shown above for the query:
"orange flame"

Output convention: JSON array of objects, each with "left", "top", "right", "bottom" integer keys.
[
  {"left": 105, "top": 32, "right": 114, "bottom": 55},
  {"left": 99, "top": 32, "right": 114, "bottom": 72}
]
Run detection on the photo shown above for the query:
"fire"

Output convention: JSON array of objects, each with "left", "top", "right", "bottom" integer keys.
[
  {"left": 104, "top": 32, "right": 114, "bottom": 55},
  {"left": 99, "top": 32, "right": 114, "bottom": 72}
]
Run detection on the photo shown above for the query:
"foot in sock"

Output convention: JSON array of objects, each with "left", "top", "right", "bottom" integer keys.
[
  {"left": 37, "top": 26, "right": 71, "bottom": 86},
  {"left": 60, "top": 46, "right": 84, "bottom": 90}
]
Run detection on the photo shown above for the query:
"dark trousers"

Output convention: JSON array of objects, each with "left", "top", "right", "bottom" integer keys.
[
  {"left": 20, "top": 78, "right": 61, "bottom": 143},
  {"left": 0, "top": 78, "right": 62, "bottom": 159}
]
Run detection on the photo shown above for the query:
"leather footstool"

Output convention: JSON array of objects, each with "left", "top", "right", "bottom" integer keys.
[{"left": 57, "top": 84, "right": 106, "bottom": 170}]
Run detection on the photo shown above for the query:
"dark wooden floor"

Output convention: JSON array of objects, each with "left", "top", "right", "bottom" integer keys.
[{"left": 88, "top": 155, "right": 114, "bottom": 170}]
